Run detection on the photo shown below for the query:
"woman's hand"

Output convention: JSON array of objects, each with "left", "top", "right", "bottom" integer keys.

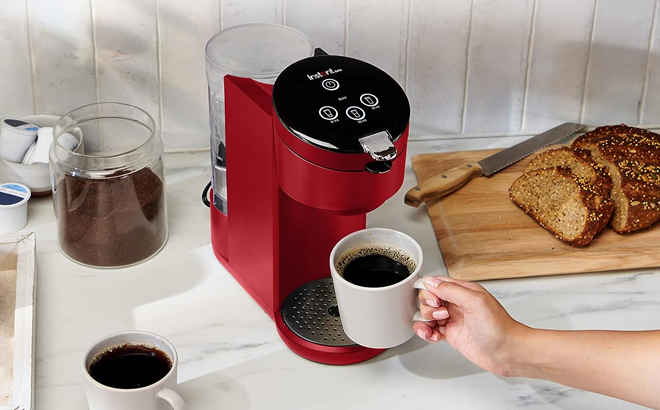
[
  {"left": 414, "top": 275, "right": 660, "bottom": 408},
  {"left": 413, "top": 276, "right": 528, "bottom": 377}
]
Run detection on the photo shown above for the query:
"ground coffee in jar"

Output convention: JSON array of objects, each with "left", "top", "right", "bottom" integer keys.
[
  {"left": 51, "top": 102, "right": 168, "bottom": 268},
  {"left": 56, "top": 165, "right": 167, "bottom": 267}
]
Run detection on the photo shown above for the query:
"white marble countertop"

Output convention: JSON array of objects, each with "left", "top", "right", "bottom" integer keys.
[{"left": 27, "top": 137, "right": 658, "bottom": 410}]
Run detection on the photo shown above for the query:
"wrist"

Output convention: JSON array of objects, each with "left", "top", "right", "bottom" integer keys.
[{"left": 497, "top": 322, "right": 538, "bottom": 378}]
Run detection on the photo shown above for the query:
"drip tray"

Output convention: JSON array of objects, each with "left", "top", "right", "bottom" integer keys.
[{"left": 281, "top": 278, "right": 357, "bottom": 347}]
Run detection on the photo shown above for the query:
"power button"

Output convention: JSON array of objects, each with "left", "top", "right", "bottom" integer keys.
[{"left": 322, "top": 78, "right": 340, "bottom": 91}]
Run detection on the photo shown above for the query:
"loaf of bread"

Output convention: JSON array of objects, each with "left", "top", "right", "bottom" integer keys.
[
  {"left": 510, "top": 167, "right": 614, "bottom": 246},
  {"left": 572, "top": 124, "right": 660, "bottom": 233}
]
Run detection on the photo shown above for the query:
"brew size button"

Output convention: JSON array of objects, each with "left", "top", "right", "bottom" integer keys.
[
  {"left": 346, "top": 106, "right": 366, "bottom": 121},
  {"left": 360, "top": 93, "right": 379, "bottom": 107},
  {"left": 319, "top": 106, "right": 338, "bottom": 120}
]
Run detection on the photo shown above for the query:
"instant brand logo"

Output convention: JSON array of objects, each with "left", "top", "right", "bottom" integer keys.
[{"left": 306, "top": 68, "right": 343, "bottom": 80}]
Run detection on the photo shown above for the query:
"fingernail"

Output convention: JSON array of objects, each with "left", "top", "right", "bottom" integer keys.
[
  {"left": 432, "top": 310, "right": 449, "bottom": 320},
  {"left": 424, "top": 276, "right": 442, "bottom": 288},
  {"left": 430, "top": 334, "right": 439, "bottom": 342},
  {"left": 426, "top": 299, "right": 438, "bottom": 307},
  {"left": 416, "top": 329, "right": 426, "bottom": 340}
]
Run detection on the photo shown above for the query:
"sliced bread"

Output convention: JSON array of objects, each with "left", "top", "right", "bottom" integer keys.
[
  {"left": 572, "top": 124, "right": 660, "bottom": 233},
  {"left": 525, "top": 147, "right": 613, "bottom": 233},
  {"left": 525, "top": 147, "right": 612, "bottom": 195},
  {"left": 509, "top": 167, "right": 614, "bottom": 247}
]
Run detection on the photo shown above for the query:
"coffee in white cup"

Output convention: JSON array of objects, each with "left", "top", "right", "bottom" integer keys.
[
  {"left": 82, "top": 330, "right": 186, "bottom": 410},
  {"left": 330, "top": 228, "right": 428, "bottom": 349}
]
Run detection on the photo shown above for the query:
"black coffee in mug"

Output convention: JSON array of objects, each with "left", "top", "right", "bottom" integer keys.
[
  {"left": 336, "top": 244, "right": 417, "bottom": 288},
  {"left": 88, "top": 344, "right": 172, "bottom": 389}
]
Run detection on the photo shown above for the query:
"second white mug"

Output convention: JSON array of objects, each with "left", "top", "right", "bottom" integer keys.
[{"left": 81, "top": 330, "right": 186, "bottom": 410}]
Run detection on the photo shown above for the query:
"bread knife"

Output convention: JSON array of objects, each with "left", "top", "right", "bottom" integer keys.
[{"left": 404, "top": 122, "right": 584, "bottom": 207}]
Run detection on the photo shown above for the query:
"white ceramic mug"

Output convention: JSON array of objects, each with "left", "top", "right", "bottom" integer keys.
[
  {"left": 82, "top": 331, "right": 186, "bottom": 410},
  {"left": 330, "top": 228, "right": 428, "bottom": 349}
]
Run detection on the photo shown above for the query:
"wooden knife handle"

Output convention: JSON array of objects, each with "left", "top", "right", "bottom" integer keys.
[{"left": 404, "top": 162, "right": 483, "bottom": 207}]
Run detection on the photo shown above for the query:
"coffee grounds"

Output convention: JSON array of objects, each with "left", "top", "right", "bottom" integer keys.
[{"left": 56, "top": 166, "right": 167, "bottom": 267}]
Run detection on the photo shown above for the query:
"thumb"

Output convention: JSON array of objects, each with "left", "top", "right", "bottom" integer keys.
[{"left": 423, "top": 276, "right": 481, "bottom": 309}]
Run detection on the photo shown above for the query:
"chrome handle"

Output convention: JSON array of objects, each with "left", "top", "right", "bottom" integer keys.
[{"left": 359, "top": 131, "right": 397, "bottom": 161}]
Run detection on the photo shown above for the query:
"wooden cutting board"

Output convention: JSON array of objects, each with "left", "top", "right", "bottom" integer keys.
[{"left": 412, "top": 148, "right": 660, "bottom": 281}]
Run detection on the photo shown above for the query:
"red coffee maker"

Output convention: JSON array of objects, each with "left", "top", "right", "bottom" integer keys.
[{"left": 207, "top": 26, "right": 410, "bottom": 365}]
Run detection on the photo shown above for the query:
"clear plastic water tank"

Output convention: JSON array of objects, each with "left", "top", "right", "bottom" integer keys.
[{"left": 205, "top": 23, "right": 314, "bottom": 214}]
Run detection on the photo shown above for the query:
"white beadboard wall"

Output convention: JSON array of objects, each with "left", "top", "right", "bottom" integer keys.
[{"left": 1, "top": 0, "right": 660, "bottom": 151}]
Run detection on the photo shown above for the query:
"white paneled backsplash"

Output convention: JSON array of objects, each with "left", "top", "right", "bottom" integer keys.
[{"left": 1, "top": 0, "right": 659, "bottom": 151}]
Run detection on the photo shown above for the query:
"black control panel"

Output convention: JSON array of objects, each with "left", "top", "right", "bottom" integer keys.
[{"left": 272, "top": 55, "right": 410, "bottom": 153}]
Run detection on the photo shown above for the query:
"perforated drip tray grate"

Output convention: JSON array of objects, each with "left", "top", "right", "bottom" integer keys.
[{"left": 281, "top": 277, "right": 357, "bottom": 347}]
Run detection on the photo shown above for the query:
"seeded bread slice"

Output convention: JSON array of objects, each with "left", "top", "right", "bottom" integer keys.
[
  {"left": 509, "top": 167, "right": 614, "bottom": 247},
  {"left": 572, "top": 124, "right": 660, "bottom": 233},
  {"left": 524, "top": 147, "right": 613, "bottom": 233},
  {"left": 525, "top": 147, "right": 612, "bottom": 195}
]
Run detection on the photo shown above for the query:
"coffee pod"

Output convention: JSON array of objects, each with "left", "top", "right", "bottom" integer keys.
[
  {"left": 0, "top": 183, "right": 31, "bottom": 233},
  {"left": 0, "top": 119, "right": 39, "bottom": 163},
  {"left": 23, "top": 129, "right": 79, "bottom": 165},
  {"left": 23, "top": 127, "right": 79, "bottom": 165},
  {"left": 21, "top": 141, "right": 38, "bottom": 165},
  {"left": 58, "top": 131, "right": 80, "bottom": 151}
]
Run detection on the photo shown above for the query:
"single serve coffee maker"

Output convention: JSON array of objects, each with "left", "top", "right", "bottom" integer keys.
[{"left": 205, "top": 24, "right": 411, "bottom": 364}]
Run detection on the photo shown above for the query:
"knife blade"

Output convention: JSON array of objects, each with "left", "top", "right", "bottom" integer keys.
[{"left": 404, "top": 122, "right": 583, "bottom": 207}]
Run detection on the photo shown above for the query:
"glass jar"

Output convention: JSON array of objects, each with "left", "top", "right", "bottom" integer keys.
[{"left": 50, "top": 102, "right": 168, "bottom": 268}]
